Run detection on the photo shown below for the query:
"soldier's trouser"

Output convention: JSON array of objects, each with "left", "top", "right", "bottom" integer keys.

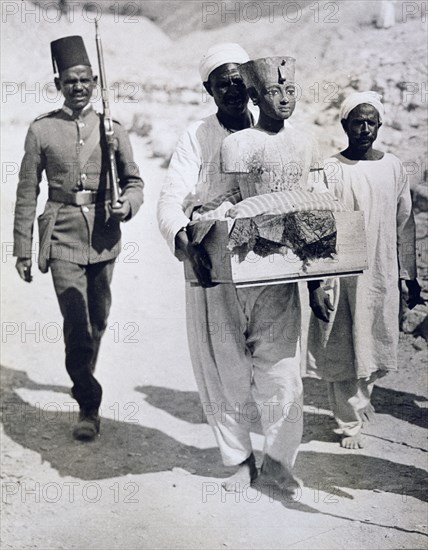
[
  {"left": 50, "top": 259, "right": 115, "bottom": 411},
  {"left": 186, "top": 281, "right": 303, "bottom": 469}
]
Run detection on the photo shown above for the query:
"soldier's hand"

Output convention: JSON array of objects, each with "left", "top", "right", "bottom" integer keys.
[
  {"left": 16, "top": 258, "right": 33, "bottom": 283},
  {"left": 308, "top": 281, "right": 334, "bottom": 323},
  {"left": 109, "top": 198, "right": 131, "bottom": 221}
]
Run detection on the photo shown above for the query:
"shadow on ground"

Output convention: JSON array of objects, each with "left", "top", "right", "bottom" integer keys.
[
  {"left": 1, "top": 365, "right": 235, "bottom": 481},
  {"left": 137, "top": 382, "right": 339, "bottom": 444},
  {"left": 371, "top": 385, "right": 428, "bottom": 429},
  {"left": 2, "top": 365, "right": 427, "bottom": 505},
  {"left": 135, "top": 384, "right": 206, "bottom": 424}
]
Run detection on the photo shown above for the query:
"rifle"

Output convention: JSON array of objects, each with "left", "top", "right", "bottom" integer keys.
[{"left": 95, "top": 20, "right": 121, "bottom": 207}]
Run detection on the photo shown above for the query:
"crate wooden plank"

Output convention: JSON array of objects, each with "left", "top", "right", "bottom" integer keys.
[{"left": 184, "top": 211, "right": 368, "bottom": 286}]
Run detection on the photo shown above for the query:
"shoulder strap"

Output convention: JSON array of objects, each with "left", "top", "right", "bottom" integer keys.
[
  {"left": 34, "top": 109, "right": 61, "bottom": 122},
  {"left": 79, "top": 121, "right": 101, "bottom": 169}
]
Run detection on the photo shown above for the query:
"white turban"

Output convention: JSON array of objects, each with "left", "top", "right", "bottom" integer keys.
[
  {"left": 199, "top": 43, "right": 250, "bottom": 82},
  {"left": 339, "top": 91, "right": 384, "bottom": 122}
]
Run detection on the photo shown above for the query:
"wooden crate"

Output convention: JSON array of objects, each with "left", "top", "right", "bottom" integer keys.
[{"left": 184, "top": 211, "right": 368, "bottom": 287}]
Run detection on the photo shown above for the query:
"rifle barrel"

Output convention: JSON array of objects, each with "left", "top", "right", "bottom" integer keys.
[{"left": 94, "top": 22, "right": 121, "bottom": 206}]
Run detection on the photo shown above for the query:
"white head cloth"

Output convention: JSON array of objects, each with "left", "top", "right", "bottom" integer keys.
[
  {"left": 199, "top": 43, "right": 250, "bottom": 82},
  {"left": 339, "top": 91, "right": 384, "bottom": 122}
]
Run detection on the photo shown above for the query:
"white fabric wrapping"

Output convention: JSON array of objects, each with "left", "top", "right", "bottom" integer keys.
[{"left": 226, "top": 189, "right": 347, "bottom": 219}]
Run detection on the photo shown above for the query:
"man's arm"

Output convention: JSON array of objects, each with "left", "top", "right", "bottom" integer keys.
[
  {"left": 14, "top": 124, "right": 45, "bottom": 282},
  {"left": 396, "top": 166, "right": 417, "bottom": 281},
  {"left": 110, "top": 122, "right": 144, "bottom": 222},
  {"left": 157, "top": 126, "right": 202, "bottom": 255},
  {"left": 157, "top": 125, "right": 217, "bottom": 287},
  {"left": 396, "top": 164, "right": 421, "bottom": 309}
]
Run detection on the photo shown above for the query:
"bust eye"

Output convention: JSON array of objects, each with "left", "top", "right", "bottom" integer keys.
[
  {"left": 267, "top": 89, "right": 280, "bottom": 96},
  {"left": 286, "top": 88, "right": 296, "bottom": 96}
]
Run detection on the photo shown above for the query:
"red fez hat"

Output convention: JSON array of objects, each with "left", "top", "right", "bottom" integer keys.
[{"left": 51, "top": 36, "right": 91, "bottom": 74}]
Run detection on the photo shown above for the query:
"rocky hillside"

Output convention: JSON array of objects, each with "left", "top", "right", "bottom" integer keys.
[{"left": 3, "top": 2, "right": 426, "bottom": 165}]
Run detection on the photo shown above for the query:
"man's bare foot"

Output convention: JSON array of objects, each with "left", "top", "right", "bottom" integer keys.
[
  {"left": 341, "top": 433, "right": 364, "bottom": 449},
  {"left": 259, "top": 454, "right": 302, "bottom": 498},
  {"left": 222, "top": 453, "right": 258, "bottom": 492}
]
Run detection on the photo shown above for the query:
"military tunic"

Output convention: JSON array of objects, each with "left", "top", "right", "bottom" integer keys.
[
  {"left": 13, "top": 104, "right": 144, "bottom": 411},
  {"left": 14, "top": 105, "right": 143, "bottom": 268}
]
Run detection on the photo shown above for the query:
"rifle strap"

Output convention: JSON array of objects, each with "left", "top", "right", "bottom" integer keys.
[
  {"left": 79, "top": 119, "right": 102, "bottom": 170},
  {"left": 99, "top": 114, "right": 120, "bottom": 193}
]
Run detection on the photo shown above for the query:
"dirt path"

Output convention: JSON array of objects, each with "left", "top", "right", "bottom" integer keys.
[{"left": 1, "top": 130, "right": 427, "bottom": 549}]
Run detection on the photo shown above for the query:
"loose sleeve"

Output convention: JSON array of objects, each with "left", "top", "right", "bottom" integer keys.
[
  {"left": 396, "top": 163, "right": 417, "bottom": 279},
  {"left": 157, "top": 128, "right": 202, "bottom": 254},
  {"left": 13, "top": 124, "right": 44, "bottom": 258}
]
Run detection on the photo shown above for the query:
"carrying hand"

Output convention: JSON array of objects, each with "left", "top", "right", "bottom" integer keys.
[
  {"left": 308, "top": 281, "right": 334, "bottom": 323},
  {"left": 16, "top": 258, "right": 33, "bottom": 283},
  {"left": 405, "top": 279, "right": 424, "bottom": 310},
  {"left": 174, "top": 228, "right": 190, "bottom": 262},
  {"left": 109, "top": 198, "right": 131, "bottom": 221},
  {"left": 175, "top": 228, "right": 215, "bottom": 287},
  {"left": 188, "top": 243, "right": 215, "bottom": 288}
]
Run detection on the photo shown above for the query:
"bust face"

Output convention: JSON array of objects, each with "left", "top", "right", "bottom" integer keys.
[
  {"left": 256, "top": 81, "right": 296, "bottom": 121},
  {"left": 56, "top": 65, "right": 97, "bottom": 112}
]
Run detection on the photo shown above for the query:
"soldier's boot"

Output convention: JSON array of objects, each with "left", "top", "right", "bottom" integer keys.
[{"left": 72, "top": 408, "right": 100, "bottom": 441}]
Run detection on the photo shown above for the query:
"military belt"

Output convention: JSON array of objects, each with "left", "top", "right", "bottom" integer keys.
[{"left": 48, "top": 188, "right": 112, "bottom": 206}]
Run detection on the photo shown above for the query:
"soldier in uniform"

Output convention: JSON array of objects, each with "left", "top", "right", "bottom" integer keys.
[{"left": 13, "top": 36, "right": 144, "bottom": 441}]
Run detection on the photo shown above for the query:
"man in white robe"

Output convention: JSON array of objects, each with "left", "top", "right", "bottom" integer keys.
[
  {"left": 158, "top": 47, "right": 318, "bottom": 494},
  {"left": 307, "top": 91, "right": 421, "bottom": 449}
]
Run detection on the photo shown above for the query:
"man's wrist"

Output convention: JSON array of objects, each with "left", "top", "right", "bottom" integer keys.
[{"left": 174, "top": 226, "right": 190, "bottom": 257}]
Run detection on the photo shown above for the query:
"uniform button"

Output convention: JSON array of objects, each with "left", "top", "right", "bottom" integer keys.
[
  {"left": 82, "top": 206, "right": 89, "bottom": 213},
  {"left": 78, "top": 122, "right": 85, "bottom": 128},
  {"left": 79, "top": 139, "right": 84, "bottom": 146},
  {"left": 81, "top": 174, "right": 87, "bottom": 182}
]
